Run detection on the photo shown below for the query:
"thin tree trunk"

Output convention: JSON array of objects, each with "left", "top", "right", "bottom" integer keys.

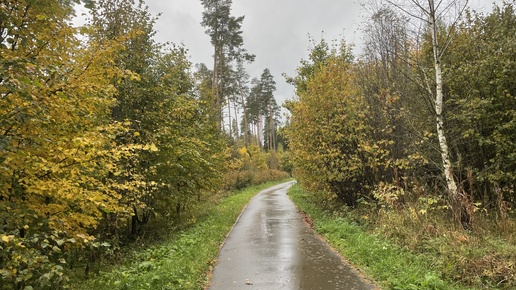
[
  {"left": 253, "top": 123, "right": 257, "bottom": 146},
  {"left": 228, "top": 97, "right": 232, "bottom": 137},
  {"left": 233, "top": 98, "right": 239, "bottom": 141},
  {"left": 257, "top": 114, "right": 262, "bottom": 148},
  {"left": 218, "top": 51, "right": 224, "bottom": 132},
  {"left": 241, "top": 94, "right": 248, "bottom": 146},
  {"left": 428, "top": 0, "right": 458, "bottom": 197},
  {"left": 269, "top": 104, "right": 273, "bottom": 150},
  {"left": 428, "top": 0, "right": 470, "bottom": 228},
  {"left": 212, "top": 46, "right": 221, "bottom": 132}
]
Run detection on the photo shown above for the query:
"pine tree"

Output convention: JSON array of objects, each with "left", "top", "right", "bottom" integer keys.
[{"left": 200, "top": 0, "right": 254, "bottom": 132}]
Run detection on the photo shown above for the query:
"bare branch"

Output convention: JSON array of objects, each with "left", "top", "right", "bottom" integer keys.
[
  {"left": 387, "top": 0, "right": 430, "bottom": 23},
  {"left": 438, "top": 0, "right": 469, "bottom": 58}
]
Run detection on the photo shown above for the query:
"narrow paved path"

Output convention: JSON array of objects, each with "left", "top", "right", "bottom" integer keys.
[{"left": 208, "top": 181, "right": 376, "bottom": 290}]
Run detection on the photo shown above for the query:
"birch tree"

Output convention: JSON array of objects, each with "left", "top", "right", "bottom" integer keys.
[{"left": 387, "top": 0, "right": 470, "bottom": 227}]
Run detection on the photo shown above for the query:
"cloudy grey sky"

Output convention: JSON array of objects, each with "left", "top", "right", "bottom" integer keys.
[{"left": 144, "top": 0, "right": 501, "bottom": 108}]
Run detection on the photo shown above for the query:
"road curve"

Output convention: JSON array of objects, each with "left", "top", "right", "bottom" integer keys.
[{"left": 208, "top": 181, "right": 376, "bottom": 290}]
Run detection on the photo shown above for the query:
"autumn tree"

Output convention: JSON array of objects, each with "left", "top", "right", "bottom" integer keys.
[
  {"left": 151, "top": 50, "right": 225, "bottom": 218},
  {"left": 0, "top": 0, "right": 132, "bottom": 287},
  {"left": 1, "top": 1, "right": 226, "bottom": 287},
  {"left": 87, "top": 0, "right": 158, "bottom": 237},
  {"left": 356, "top": 6, "right": 435, "bottom": 199},
  {"left": 90, "top": 0, "right": 225, "bottom": 233},
  {"left": 286, "top": 40, "right": 391, "bottom": 207}
]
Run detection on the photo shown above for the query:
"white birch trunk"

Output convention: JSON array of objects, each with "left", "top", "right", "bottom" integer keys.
[{"left": 428, "top": 0, "right": 458, "bottom": 197}]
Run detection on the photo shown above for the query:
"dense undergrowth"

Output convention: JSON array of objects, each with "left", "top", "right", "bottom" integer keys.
[
  {"left": 70, "top": 179, "right": 292, "bottom": 290},
  {"left": 288, "top": 184, "right": 516, "bottom": 290}
]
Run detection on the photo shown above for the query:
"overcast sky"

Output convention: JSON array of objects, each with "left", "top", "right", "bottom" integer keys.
[{"left": 143, "top": 0, "right": 502, "bottom": 108}]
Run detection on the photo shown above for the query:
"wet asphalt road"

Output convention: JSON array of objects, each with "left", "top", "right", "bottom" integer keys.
[{"left": 208, "top": 181, "right": 376, "bottom": 290}]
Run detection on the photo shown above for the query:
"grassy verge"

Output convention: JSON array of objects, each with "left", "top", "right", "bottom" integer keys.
[
  {"left": 288, "top": 184, "right": 464, "bottom": 290},
  {"left": 72, "top": 179, "right": 292, "bottom": 290}
]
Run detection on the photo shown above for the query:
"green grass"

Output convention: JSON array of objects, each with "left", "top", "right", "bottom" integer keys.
[
  {"left": 287, "top": 184, "right": 461, "bottom": 290},
  {"left": 73, "top": 179, "right": 292, "bottom": 290}
]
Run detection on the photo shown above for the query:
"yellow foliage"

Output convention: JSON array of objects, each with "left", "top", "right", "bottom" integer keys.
[
  {"left": 238, "top": 146, "right": 249, "bottom": 158},
  {"left": 0, "top": 1, "right": 227, "bottom": 288},
  {"left": 0, "top": 0, "right": 140, "bottom": 284}
]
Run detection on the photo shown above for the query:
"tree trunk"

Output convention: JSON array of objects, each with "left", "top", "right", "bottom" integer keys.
[
  {"left": 269, "top": 104, "right": 274, "bottom": 150},
  {"left": 429, "top": 0, "right": 457, "bottom": 195},
  {"left": 428, "top": 0, "right": 469, "bottom": 228},
  {"left": 257, "top": 115, "right": 262, "bottom": 148},
  {"left": 228, "top": 96, "right": 232, "bottom": 137},
  {"left": 233, "top": 98, "right": 239, "bottom": 140},
  {"left": 213, "top": 46, "right": 226, "bottom": 132},
  {"left": 241, "top": 94, "right": 248, "bottom": 146},
  {"left": 212, "top": 46, "right": 221, "bottom": 131}
]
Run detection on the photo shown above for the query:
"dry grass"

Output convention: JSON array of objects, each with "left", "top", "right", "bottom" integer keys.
[{"left": 359, "top": 202, "right": 516, "bottom": 288}]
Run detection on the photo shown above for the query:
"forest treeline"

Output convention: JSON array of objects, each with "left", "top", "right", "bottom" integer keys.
[
  {"left": 286, "top": 0, "right": 515, "bottom": 287},
  {"left": 0, "top": 0, "right": 288, "bottom": 288}
]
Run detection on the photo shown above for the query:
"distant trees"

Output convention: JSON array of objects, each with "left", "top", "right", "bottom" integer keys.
[
  {"left": 200, "top": 0, "right": 254, "bottom": 132},
  {"left": 244, "top": 69, "right": 280, "bottom": 150},
  {"left": 199, "top": 0, "right": 282, "bottom": 150}
]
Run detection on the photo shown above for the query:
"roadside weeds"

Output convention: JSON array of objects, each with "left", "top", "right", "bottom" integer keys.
[{"left": 288, "top": 183, "right": 516, "bottom": 290}]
